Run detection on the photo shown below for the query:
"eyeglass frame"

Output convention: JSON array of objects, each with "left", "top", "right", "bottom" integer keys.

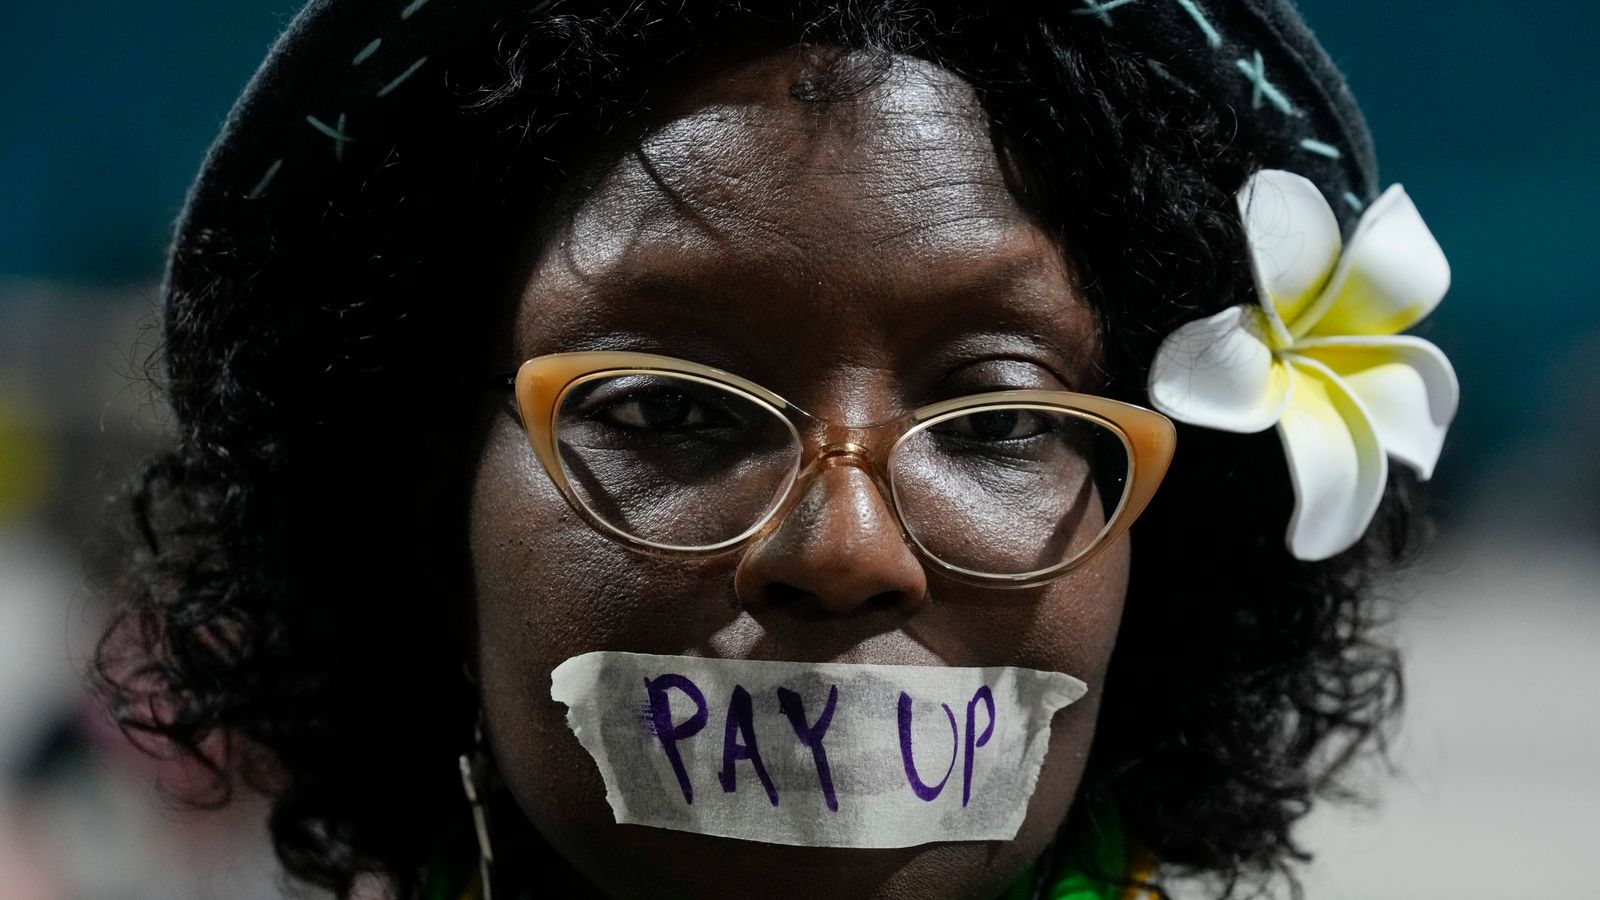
[{"left": 495, "top": 351, "right": 1176, "bottom": 589}]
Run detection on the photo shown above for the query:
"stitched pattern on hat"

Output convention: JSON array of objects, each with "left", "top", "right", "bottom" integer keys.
[
  {"left": 1298, "top": 137, "right": 1339, "bottom": 159},
  {"left": 237, "top": 0, "right": 1361, "bottom": 210},
  {"left": 1173, "top": 0, "right": 1222, "bottom": 48},
  {"left": 1072, "top": 0, "right": 1142, "bottom": 26},
  {"left": 246, "top": 159, "right": 283, "bottom": 200},
  {"left": 1069, "top": 0, "right": 1354, "bottom": 202},
  {"left": 306, "top": 113, "right": 355, "bottom": 161},
  {"left": 243, "top": 0, "right": 453, "bottom": 199},
  {"left": 352, "top": 39, "right": 382, "bottom": 66},
  {"left": 1235, "top": 50, "right": 1296, "bottom": 115},
  {"left": 376, "top": 57, "right": 429, "bottom": 98}
]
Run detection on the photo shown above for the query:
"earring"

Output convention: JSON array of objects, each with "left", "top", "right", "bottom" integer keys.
[{"left": 458, "top": 713, "right": 496, "bottom": 900}]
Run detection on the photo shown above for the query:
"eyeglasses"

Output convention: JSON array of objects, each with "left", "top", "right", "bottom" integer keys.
[{"left": 498, "top": 352, "right": 1175, "bottom": 588}]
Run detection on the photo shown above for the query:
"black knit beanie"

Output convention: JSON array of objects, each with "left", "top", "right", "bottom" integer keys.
[{"left": 167, "top": 0, "right": 1376, "bottom": 304}]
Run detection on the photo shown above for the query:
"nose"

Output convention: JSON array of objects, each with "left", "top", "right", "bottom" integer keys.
[{"left": 733, "top": 458, "right": 929, "bottom": 616}]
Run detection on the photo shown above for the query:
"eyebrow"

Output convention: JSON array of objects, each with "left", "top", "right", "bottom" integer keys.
[
  {"left": 587, "top": 246, "right": 1089, "bottom": 318},
  {"left": 524, "top": 240, "right": 1101, "bottom": 380},
  {"left": 880, "top": 251, "right": 1104, "bottom": 375}
]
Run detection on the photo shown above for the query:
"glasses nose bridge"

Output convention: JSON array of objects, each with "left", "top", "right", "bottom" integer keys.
[
  {"left": 787, "top": 401, "right": 905, "bottom": 487},
  {"left": 795, "top": 413, "right": 910, "bottom": 479},
  {"left": 801, "top": 407, "right": 909, "bottom": 453},
  {"left": 813, "top": 439, "right": 877, "bottom": 472}
]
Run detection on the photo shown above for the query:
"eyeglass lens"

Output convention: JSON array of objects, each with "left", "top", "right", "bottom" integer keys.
[{"left": 553, "top": 372, "right": 1130, "bottom": 574}]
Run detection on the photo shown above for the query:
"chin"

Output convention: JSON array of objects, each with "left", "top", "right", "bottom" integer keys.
[{"left": 541, "top": 826, "right": 1047, "bottom": 900}]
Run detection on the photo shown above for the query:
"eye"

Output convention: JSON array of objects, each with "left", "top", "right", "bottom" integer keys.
[
  {"left": 932, "top": 408, "right": 1056, "bottom": 442},
  {"left": 595, "top": 387, "right": 719, "bottom": 430},
  {"left": 557, "top": 375, "right": 778, "bottom": 459}
]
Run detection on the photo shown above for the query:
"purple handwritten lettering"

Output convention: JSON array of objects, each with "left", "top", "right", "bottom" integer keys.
[
  {"left": 777, "top": 685, "right": 839, "bottom": 811},
  {"left": 897, "top": 691, "right": 957, "bottom": 802},
  {"left": 644, "top": 674, "right": 708, "bottom": 804},
  {"left": 962, "top": 684, "right": 995, "bottom": 806},
  {"left": 719, "top": 684, "right": 779, "bottom": 806}
]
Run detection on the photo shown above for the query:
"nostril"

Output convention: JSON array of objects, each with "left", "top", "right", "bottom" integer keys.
[
  {"left": 763, "top": 582, "right": 809, "bottom": 606},
  {"left": 752, "top": 582, "right": 908, "bottom": 616},
  {"left": 866, "top": 590, "right": 903, "bottom": 610}
]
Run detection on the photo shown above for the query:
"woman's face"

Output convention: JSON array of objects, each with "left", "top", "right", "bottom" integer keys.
[{"left": 468, "top": 48, "right": 1130, "bottom": 899}]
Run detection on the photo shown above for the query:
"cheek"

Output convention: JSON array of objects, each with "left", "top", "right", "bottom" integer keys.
[
  {"left": 917, "top": 526, "right": 1128, "bottom": 690},
  {"left": 466, "top": 415, "right": 742, "bottom": 837},
  {"left": 932, "top": 534, "right": 1130, "bottom": 855},
  {"left": 468, "top": 416, "right": 587, "bottom": 831},
  {"left": 468, "top": 415, "right": 605, "bottom": 675},
  {"left": 1016, "top": 535, "right": 1130, "bottom": 679},
  {"left": 468, "top": 415, "right": 737, "bottom": 662}
]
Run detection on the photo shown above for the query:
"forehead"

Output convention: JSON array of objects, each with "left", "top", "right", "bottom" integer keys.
[
  {"left": 513, "top": 47, "right": 1093, "bottom": 390},
  {"left": 595, "top": 51, "right": 1015, "bottom": 253}
]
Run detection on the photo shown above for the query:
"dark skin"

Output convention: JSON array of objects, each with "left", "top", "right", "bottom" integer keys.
[{"left": 468, "top": 47, "right": 1130, "bottom": 899}]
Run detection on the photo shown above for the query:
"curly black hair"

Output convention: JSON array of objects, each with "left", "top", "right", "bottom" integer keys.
[{"left": 94, "top": 3, "right": 1426, "bottom": 898}]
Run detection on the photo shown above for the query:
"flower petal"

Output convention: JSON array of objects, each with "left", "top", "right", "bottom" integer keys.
[
  {"left": 1293, "top": 335, "right": 1459, "bottom": 479},
  {"left": 1238, "top": 169, "right": 1342, "bottom": 335},
  {"left": 1149, "top": 305, "right": 1292, "bottom": 433},
  {"left": 1276, "top": 356, "right": 1388, "bottom": 561},
  {"left": 1299, "top": 184, "right": 1451, "bottom": 338}
]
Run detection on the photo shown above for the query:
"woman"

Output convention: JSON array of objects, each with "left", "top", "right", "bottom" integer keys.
[{"left": 95, "top": 2, "right": 1456, "bottom": 898}]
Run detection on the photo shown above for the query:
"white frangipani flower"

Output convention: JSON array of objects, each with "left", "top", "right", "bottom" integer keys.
[{"left": 1148, "top": 169, "right": 1459, "bottom": 561}]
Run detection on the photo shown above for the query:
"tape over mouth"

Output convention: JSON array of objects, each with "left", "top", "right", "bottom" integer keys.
[{"left": 550, "top": 651, "right": 1087, "bottom": 848}]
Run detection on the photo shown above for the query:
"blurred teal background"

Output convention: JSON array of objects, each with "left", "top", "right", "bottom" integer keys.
[{"left": 0, "top": 2, "right": 1596, "bottom": 898}]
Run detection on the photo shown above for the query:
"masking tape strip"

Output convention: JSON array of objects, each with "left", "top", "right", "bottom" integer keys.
[{"left": 550, "top": 651, "right": 1088, "bottom": 848}]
